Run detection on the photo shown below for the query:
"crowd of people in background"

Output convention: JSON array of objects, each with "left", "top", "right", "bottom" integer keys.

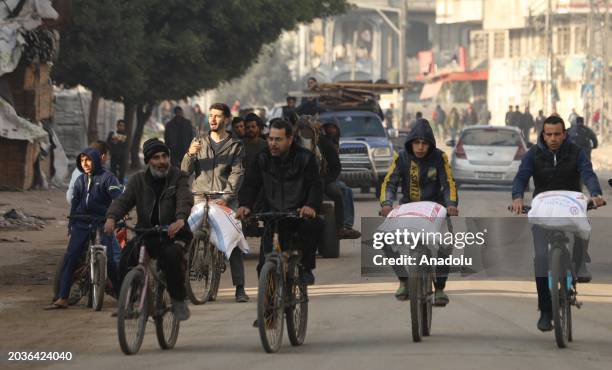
[
  {"left": 398, "top": 103, "right": 491, "bottom": 141},
  {"left": 392, "top": 102, "right": 605, "bottom": 158}
]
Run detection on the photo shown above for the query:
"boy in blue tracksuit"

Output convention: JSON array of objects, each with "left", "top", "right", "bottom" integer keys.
[
  {"left": 380, "top": 118, "right": 459, "bottom": 305},
  {"left": 46, "top": 148, "right": 122, "bottom": 309}
]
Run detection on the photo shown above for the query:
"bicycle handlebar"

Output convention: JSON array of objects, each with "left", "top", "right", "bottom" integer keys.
[
  {"left": 67, "top": 215, "right": 106, "bottom": 223},
  {"left": 248, "top": 211, "right": 300, "bottom": 221},
  {"left": 508, "top": 200, "right": 606, "bottom": 214},
  {"left": 192, "top": 191, "right": 234, "bottom": 197},
  {"left": 124, "top": 225, "right": 169, "bottom": 234}
]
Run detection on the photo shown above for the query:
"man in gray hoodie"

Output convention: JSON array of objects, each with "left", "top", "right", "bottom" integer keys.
[{"left": 181, "top": 103, "right": 248, "bottom": 302}]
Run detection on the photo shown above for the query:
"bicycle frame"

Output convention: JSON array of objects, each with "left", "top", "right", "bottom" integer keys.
[{"left": 546, "top": 231, "right": 578, "bottom": 300}]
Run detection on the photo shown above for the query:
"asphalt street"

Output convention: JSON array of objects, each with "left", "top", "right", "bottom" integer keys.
[{"left": 2, "top": 180, "right": 612, "bottom": 370}]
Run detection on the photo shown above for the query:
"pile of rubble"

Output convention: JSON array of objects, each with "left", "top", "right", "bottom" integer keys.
[{"left": 0, "top": 209, "right": 46, "bottom": 230}]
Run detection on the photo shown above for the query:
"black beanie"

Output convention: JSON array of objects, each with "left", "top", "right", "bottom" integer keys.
[{"left": 143, "top": 138, "right": 170, "bottom": 164}]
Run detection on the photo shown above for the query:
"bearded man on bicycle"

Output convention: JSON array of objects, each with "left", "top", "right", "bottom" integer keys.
[
  {"left": 181, "top": 102, "right": 249, "bottom": 302},
  {"left": 511, "top": 115, "right": 605, "bottom": 331},
  {"left": 104, "top": 138, "right": 194, "bottom": 321},
  {"left": 236, "top": 119, "right": 323, "bottom": 286}
]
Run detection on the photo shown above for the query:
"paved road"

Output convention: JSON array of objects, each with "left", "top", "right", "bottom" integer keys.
[{"left": 2, "top": 182, "right": 612, "bottom": 370}]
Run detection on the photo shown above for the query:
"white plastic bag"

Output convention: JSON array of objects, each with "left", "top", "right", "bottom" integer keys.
[
  {"left": 188, "top": 203, "right": 249, "bottom": 259},
  {"left": 527, "top": 191, "right": 591, "bottom": 239},
  {"left": 379, "top": 201, "right": 447, "bottom": 234}
]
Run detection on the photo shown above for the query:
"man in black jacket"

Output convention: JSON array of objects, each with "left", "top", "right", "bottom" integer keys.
[
  {"left": 237, "top": 119, "right": 323, "bottom": 285},
  {"left": 512, "top": 115, "right": 605, "bottom": 331},
  {"left": 315, "top": 122, "right": 360, "bottom": 239},
  {"left": 164, "top": 107, "right": 195, "bottom": 168},
  {"left": 105, "top": 138, "right": 194, "bottom": 321},
  {"left": 567, "top": 116, "right": 598, "bottom": 160},
  {"left": 106, "top": 119, "right": 128, "bottom": 183}
]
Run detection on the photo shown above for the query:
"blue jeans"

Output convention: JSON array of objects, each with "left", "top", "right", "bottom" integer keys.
[
  {"left": 338, "top": 181, "right": 354, "bottom": 228},
  {"left": 59, "top": 223, "right": 119, "bottom": 299}
]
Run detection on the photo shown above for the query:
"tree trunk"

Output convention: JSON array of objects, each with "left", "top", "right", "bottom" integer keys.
[
  {"left": 87, "top": 90, "right": 101, "bottom": 143},
  {"left": 123, "top": 102, "right": 136, "bottom": 172},
  {"left": 130, "top": 102, "right": 155, "bottom": 170}
]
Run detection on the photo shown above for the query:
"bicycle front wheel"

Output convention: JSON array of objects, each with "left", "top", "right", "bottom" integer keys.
[
  {"left": 257, "top": 261, "right": 284, "bottom": 353},
  {"left": 551, "top": 247, "right": 570, "bottom": 348},
  {"left": 186, "top": 237, "right": 215, "bottom": 305},
  {"left": 92, "top": 250, "right": 107, "bottom": 311},
  {"left": 117, "top": 269, "right": 149, "bottom": 355},
  {"left": 409, "top": 270, "right": 424, "bottom": 342},
  {"left": 422, "top": 270, "right": 434, "bottom": 337},
  {"left": 286, "top": 264, "right": 308, "bottom": 346},
  {"left": 207, "top": 250, "right": 224, "bottom": 302},
  {"left": 154, "top": 282, "right": 180, "bottom": 350}
]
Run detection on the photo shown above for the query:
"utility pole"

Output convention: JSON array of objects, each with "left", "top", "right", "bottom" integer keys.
[
  {"left": 601, "top": 0, "right": 609, "bottom": 137},
  {"left": 398, "top": 1, "right": 407, "bottom": 130},
  {"left": 586, "top": 0, "right": 597, "bottom": 126},
  {"left": 545, "top": 0, "right": 553, "bottom": 114}
]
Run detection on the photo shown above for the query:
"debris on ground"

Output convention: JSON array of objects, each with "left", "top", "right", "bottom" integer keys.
[{"left": 0, "top": 209, "right": 48, "bottom": 230}]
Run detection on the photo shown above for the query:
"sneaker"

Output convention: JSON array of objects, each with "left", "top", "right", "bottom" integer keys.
[
  {"left": 301, "top": 269, "right": 315, "bottom": 286},
  {"left": 252, "top": 319, "right": 258, "bottom": 328},
  {"left": 394, "top": 283, "right": 409, "bottom": 301},
  {"left": 110, "top": 310, "right": 118, "bottom": 318},
  {"left": 434, "top": 289, "right": 449, "bottom": 306},
  {"left": 172, "top": 300, "right": 191, "bottom": 321},
  {"left": 235, "top": 286, "right": 250, "bottom": 303},
  {"left": 338, "top": 228, "right": 362, "bottom": 240},
  {"left": 537, "top": 311, "right": 553, "bottom": 332}
]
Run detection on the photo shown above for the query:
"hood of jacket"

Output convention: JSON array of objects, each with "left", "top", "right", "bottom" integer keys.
[
  {"left": 76, "top": 148, "right": 103, "bottom": 175},
  {"left": 404, "top": 118, "right": 437, "bottom": 157},
  {"left": 536, "top": 128, "right": 572, "bottom": 152}
]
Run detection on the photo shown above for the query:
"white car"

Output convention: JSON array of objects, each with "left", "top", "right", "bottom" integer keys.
[{"left": 448, "top": 125, "right": 530, "bottom": 187}]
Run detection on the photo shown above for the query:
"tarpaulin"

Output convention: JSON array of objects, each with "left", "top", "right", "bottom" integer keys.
[{"left": 0, "top": 97, "right": 48, "bottom": 142}]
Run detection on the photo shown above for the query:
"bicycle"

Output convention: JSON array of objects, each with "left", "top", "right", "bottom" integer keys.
[
  {"left": 52, "top": 215, "right": 111, "bottom": 311},
  {"left": 512, "top": 199, "right": 604, "bottom": 348},
  {"left": 185, "top": 190, "right": 234, "bottom": 305},
  {"left": 382, "top": 203, "right": 451, "bottom": 343},
  {"left": 251, "top": 211, "right": 309, "bottom": 353},
  {"left": 116, "top": 225, "right": 179, "bottom": 355}
]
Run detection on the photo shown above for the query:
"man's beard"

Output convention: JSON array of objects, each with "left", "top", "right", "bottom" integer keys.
[{"left": 149, "top": 164, "right": 169, "bottom": 178}]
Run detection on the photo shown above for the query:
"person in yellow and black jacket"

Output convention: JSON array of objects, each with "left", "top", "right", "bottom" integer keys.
[{"left": 379, "top": 118, "right": 459, "bottom": 306}]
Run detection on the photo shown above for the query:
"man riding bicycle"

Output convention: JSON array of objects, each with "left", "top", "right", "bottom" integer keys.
[
  {"left": 511, "top": 115, "right": 605, "bottom": 331},
  {"left": 379, "top": 118, "right": 459, "bottom": 306},
  {"left": 181, "top": 102, "right": 249, "bottom": 303},
  {"left": 236, "top": 118, "right": 323, "bottom": 287},
  {"left": 46, "top": 148, "right": 123, "bottom": 310},
  {"left": 104, "top": 138, "right": 194, "bottom": 321}
]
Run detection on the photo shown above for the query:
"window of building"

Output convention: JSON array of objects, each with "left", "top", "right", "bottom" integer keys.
[
  {"left": 471, "top": 31, "right": 489, "bottom": 60},
  {"left": 575, "top": 26, "right": 587, "bottom": 53},
  {"left": 493, "top": 31, "right": 506, "bottom": 58},
  {"left": 557, "top": 26, "right": 570, "bottom": 55},
  {"left": 509, "top": 30, "right": 522, "bottom": 58}
]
